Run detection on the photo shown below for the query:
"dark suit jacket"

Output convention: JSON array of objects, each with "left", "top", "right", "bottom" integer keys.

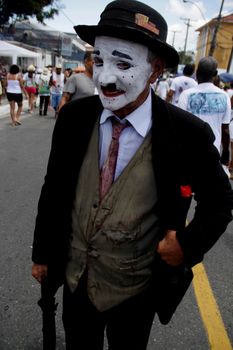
[{"left": 32, "top": 92, "right": 233, "bottom": 324}]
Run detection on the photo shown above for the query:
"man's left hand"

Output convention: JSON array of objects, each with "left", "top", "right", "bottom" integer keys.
[{"left": 156, "top": 230, "right": 184, "bottom": 266}]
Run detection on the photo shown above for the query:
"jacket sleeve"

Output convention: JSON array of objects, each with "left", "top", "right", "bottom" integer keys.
[
  {"left": 32, "top": 108, "right": 74, "bottom": 267},
  {"left": 176, "top": 122, "right": 233, "bottom": 267},
  {"left": 32, "top": 96, "right": 101, "bottom": 270}
]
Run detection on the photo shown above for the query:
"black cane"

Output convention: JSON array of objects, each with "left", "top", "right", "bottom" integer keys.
[{"left": 38, "top": 276, "right": 58, "bottom": 350}]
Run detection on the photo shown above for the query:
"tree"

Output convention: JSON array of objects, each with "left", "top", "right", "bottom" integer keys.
[
  {"left": 0, "top": 0, "right": 60, "bottom": 26},
  {"left": 178, "top": 51, "right": 194, "bottom": 65}
]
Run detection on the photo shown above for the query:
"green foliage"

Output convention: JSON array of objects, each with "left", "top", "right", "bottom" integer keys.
[
  {"left": 0, "top": 0, "right": 60, "bottom": 25},
  {"left": 178, "top": 51, "right": 194, "bottom": 65}
]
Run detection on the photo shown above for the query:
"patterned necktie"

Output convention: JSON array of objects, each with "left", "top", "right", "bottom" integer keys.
[{"left": 100, "top": 118, "right": 129, "bottom": 200}]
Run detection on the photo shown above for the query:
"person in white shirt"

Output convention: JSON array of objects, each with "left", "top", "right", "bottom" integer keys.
[
  {"left": 178, "top": 56, "right": 231, "bottom": 167},
  {"left": 23, "top": 64, "right": 37, "bottom": 113},
  {"left": 49, "top": 63, "right": 65, "bottom": 118},
  {"left": 166, "top": 64, "right": 197, "bottom": 106},
  {"left": 154, "top": 75, "right": 169, "bottom": 100},
  {"left": 6, "top": 64, "right": 28, "bottom": 125}
]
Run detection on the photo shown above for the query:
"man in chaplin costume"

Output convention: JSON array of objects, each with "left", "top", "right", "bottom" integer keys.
[{"left": 32, "top": 1, "right": 233, "bottom": 349}]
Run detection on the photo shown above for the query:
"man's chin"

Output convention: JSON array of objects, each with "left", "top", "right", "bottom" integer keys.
[{"left": 99, "top": 94, "right": 126, "bottom": 111}]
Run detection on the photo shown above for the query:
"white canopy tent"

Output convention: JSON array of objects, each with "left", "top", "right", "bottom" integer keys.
[{"left": 0, "top": 41, "right": 40, "bottom": 64}]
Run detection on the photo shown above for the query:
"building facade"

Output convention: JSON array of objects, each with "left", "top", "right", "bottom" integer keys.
[
  {"left": 0, "top": 20, "right": 87, "bottom": 70},
  {"left": 195, "top": 13, "right": 233, "bottom": 72}
]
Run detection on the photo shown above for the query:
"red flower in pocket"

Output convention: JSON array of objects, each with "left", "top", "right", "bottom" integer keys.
[{"left": 180, "top": 185, "right": 192, "bottom": 197}]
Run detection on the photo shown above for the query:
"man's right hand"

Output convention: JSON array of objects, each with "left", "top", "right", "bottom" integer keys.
[{"left": 32, "top": 263, "right": 48, "bottom": 283}]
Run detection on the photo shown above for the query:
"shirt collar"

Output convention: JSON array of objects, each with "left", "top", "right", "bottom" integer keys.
[
  {"left": 198, "top": 82, "right": 215, "bottom": 88},
  {"left": 100, "top": 91, "right": 152, "bottom": 137}
]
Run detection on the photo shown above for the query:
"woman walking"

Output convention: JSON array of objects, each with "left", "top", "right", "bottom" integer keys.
[
  {"left": 5, "top": 64, "right": 27, "bottom": 126},
  {"left": 23, "top": 64, "right": 37, "bottom": 113}
]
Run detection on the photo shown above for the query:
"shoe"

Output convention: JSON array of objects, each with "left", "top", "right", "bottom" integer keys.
[
  {"left": 39, "top": 110, "right": 42, "bottom": 116},
  {"left": 43, "top": 112, "right": 47, "bottom": 116},
  {"left": 15, "top": 121, "right": 21, "bottom": 125}
]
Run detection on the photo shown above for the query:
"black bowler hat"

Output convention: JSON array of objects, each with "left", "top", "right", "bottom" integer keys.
[{"left": 74, "top": 0, "right": 179, "bottom": 68}]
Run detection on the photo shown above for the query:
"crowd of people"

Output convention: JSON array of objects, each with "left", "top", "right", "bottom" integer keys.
[{"left": 0, "top": 57, "right": 96, "bottom": 125}]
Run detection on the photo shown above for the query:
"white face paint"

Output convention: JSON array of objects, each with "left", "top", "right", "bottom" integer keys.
[{"left": 93, "top": 36, "right": 153, "bottom": 112}]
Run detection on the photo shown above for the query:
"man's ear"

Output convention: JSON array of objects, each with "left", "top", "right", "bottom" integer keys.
[{"left": 150, "top": 58, "right": 165, "bottom": 84}]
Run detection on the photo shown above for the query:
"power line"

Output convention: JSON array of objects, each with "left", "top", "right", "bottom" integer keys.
[
  {"left": 54, "top": 0, "right": 75, "bottom": 26},
  {"left": 59, "top": 9, "right": 75, "bottom": 26}
]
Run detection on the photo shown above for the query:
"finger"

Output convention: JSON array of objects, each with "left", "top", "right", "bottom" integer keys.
[{"left": 156, "top": 239, "right": 164, "bottom": 253}]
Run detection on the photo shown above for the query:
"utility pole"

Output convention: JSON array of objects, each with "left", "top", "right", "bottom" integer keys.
[
  {"left": 209, "top": 0, "right": 225, "bottom": 56},
  {"left": 180, "top": 18, "right": 194, "bottom": 62},
  {"left": 171, "top": 30, "right": 181, "bottom": 46},
  {"left": 183, "top": 18, "right": 191, "bottom": 56}
]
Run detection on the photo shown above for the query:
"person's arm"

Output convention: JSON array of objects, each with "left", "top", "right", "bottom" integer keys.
[
  {"left": 176, "top": 123, "right": 233, "bottom": 267},
  {"left": 166, "top": 78, "right": 177, "bottom": 103},
  {"left": 220, "top": 94, "right": 231, "bottom": 165},
  {"left": 221, "top": 124, "right": 230, "bottom": 165},
  {"left": 157, "top": 121, "right": 233, "bottom": 268},
  {"left": 3, "top": 75, "right": 8, "bottom": 90},
  {"left": 58, "top": 75, "right": 76, "bottom": 112},
  {"left": 57, "top": 92, "right": 71, "bottom": 112},
  {"left": 19, "top": 77, "right": 28, "bottom": 98}
]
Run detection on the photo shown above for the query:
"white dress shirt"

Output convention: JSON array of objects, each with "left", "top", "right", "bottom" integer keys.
[{"left": 99, "top": 91, "right": 152, "bottom": 180}]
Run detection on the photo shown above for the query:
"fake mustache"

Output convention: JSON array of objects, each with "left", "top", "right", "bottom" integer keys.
[{"left": 101, "top": 84, "right": 117, "bottom": 91}]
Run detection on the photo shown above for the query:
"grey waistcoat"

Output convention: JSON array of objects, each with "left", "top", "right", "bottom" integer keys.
[{"left": 66, "top": 119, "right": 160, "bottom": 311}]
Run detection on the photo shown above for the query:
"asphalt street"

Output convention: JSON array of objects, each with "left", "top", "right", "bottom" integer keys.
[{"left": 0, "top": 104, "right": 232, "bottom": 350}]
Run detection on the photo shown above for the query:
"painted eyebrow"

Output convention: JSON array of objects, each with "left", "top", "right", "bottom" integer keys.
[{"left": 112, "top": 50, "right": 133, "bottom": 60}]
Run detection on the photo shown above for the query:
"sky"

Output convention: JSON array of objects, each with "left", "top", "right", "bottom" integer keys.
[{"left": 43, "top": 0, "right": 233, "bottom": 52}]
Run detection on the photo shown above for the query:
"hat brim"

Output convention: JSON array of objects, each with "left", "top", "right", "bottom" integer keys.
[{"left": 74, "top": 24, "right": 179, "bottom": 68}]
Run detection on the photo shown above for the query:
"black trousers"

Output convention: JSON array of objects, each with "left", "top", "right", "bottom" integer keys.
[
  {"left": 62, "top": 276, "right": 158, "bottom": 350},
  {"left": 39, "top": 95, "right": 50, "bottom": 115}
]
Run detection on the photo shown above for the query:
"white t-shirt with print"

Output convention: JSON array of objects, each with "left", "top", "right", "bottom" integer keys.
[
  {"left": 170, "top": 75, "right": 197, "bottom": 106},
  {"left": 178, "top": 82, "right": 231, "bottom": 152}
]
